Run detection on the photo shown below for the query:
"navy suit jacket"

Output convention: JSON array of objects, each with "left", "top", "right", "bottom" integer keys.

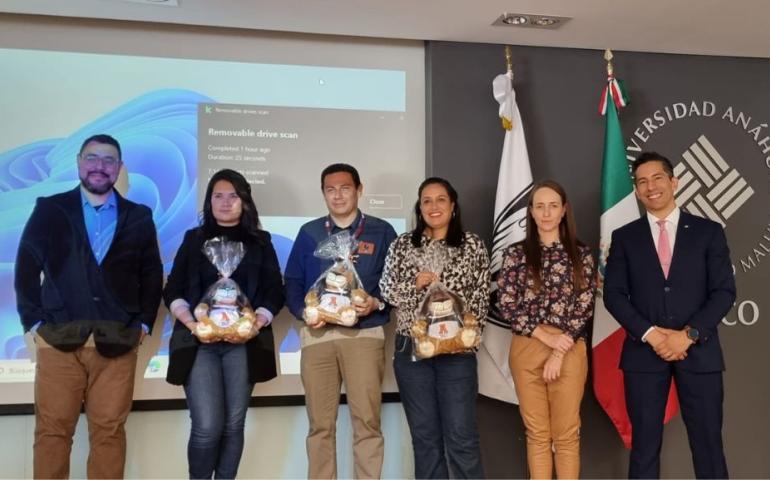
[
  {"left": 15, "top": 187, "right": 163, "bottom": 357},
  {"left": 603, "top": 211, "right": 736, "bottom": 373}
]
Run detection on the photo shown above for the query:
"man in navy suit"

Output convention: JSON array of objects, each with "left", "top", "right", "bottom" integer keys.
[
  {"left": 604, "top": 151, "right": 736, "bottom": 479},
  {"left": 15, "top": 134, "right": 163, "bottom": 478}
]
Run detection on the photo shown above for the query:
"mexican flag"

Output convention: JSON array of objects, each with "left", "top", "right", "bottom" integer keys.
[{"left": 592, "top": 73, "right": 679, "bottom": 448}]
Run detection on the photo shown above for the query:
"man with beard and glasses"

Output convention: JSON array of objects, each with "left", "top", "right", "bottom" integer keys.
[{"left": 15, "top": 134, "right": 163, "bottom": 479}]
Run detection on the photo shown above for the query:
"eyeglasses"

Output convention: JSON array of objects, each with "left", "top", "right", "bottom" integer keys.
[{"left": 80, "top": 154, "right": 120, "bottom": 168}]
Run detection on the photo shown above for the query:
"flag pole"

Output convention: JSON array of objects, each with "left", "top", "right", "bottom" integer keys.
[
  {"left": 501, "top": 46, "right": 514, "bottom": 130},
  {"left": 605, "top": 48, "right": 614, "bottom": 76}
]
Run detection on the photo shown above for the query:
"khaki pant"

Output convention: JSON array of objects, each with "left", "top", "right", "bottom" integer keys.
[
  {"left": 300, "top": 327, "right": 385, "bottom": 479},
  {"left": 33, "top": 335, "right": 138, "bottom": 479},
  {"left": 509, "top": 327, "right": 587, "bottom": 480}
]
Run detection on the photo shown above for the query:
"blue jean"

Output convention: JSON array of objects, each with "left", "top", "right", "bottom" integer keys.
[
  {"left": 394, "top": 335, "right": 485, "bottom": 479},
  {"left": 184, "top": 343, "right": 254, "bottom": 479}
]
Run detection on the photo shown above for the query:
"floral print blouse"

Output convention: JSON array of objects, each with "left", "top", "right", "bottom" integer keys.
[
  {"left": 497, "top": 241, "right": 596, "bottom": 340},
  {"left": 379, "top": 231, "right": 490, "bottom": 336}
]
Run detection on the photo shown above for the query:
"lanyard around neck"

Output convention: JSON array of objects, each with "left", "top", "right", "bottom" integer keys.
[{"left": 325, "top": 212, "right": 366, "bottom": 239}]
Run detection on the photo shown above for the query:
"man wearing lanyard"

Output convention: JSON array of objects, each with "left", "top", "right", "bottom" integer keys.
[{"left": 285, "top": 163, "right": 397, "bottom": 479}]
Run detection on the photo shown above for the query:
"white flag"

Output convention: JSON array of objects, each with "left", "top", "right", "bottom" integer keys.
[{"left": 477, "top": 71, "right": 533, "bottom": 404}]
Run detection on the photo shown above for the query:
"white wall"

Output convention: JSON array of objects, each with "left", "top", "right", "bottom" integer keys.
[{"left": 0, "top": 403, "right": 414, "bottom": 478}]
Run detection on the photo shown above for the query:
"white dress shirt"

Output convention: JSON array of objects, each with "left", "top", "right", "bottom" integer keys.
[
  {"left": 641, "top": 206, "right": 681, "bottom": 342},
  {"left": 646, "top": 206, "right": 680, "bottom": 254}
]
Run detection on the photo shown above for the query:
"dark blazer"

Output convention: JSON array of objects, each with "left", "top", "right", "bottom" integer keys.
[
  {"left": 15, "top": 187, "right": 163, "bottom": 357},
  {"left": 603, "top": 211, "right": 736, "bottom": 373},
  {"left": 164, "top": 227, "right": 285, "bottom": 385}
]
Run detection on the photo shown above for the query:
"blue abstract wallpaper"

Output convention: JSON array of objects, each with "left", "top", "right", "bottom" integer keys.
[{"left": 1, "top": 89, "right": 206, "bottom": 360}]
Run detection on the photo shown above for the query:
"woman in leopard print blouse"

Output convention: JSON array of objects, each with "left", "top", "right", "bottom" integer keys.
[{"left": 380, "top": 177, "right": 489, "bottom": 479}]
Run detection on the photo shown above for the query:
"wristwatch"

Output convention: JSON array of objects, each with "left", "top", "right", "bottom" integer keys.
[
  {"left": 377, "top": 299, "right": 386, "bottom": 311},
  {"left": 685, "top": 326, "right": 700, "bottom": 343}
]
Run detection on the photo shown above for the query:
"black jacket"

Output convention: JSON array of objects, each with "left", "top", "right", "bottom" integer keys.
[
  {"left": 604, "top": 212, "right": 736, "bottom": 373},
  {"left": 164, "top": 227, "right": 285, "bottom": 385},
  {"left": 15, "top": 187, "right": 163, "bottom": 357}
]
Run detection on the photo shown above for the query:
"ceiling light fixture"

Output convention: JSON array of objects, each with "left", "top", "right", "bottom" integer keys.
[
  {"left": 503, "top": 15, "right": 529, "bottom": 26},
  {"left": 533, "top": 17, "right": 558, "bottom": 27},
  {"left": 493, "top": 12, "right": 571, "bottom": 30}
]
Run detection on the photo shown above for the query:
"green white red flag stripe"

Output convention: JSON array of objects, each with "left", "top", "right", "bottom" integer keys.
[
  {"left": 598, "top": 77, "right": 629, "bottom": 115},
  {"left": 592, "top": 72, "right": 679, "bottom": 449}
]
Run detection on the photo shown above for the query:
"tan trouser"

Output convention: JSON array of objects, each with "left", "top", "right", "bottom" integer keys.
[
  {"left": 33, "top": 335, "right": 137, "bottom": 479},
  {"left": 509, "top": 326, "right": 587, "bottom": 480},
  {"left": 300, "top": 327, "right": 385, "bottom": 479}
]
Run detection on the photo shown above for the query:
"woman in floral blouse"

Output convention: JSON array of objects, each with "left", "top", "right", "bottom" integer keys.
[
  {"left": 380, "top": 177, "right": 489, "bottom": 479},
  {"left": 497, "top": 180, "right": 596, "bottom": 479}
]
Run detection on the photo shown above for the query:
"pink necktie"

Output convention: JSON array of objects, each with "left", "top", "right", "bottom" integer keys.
[{"left": 657, "top": 219, "right": 672, "bottom": 278}]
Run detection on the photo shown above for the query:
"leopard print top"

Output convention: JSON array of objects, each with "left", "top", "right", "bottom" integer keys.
[{"left": 379, "top": 231, "right": 490, "bottom": 336}]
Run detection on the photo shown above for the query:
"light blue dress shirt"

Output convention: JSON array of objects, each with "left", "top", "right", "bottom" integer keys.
[{"left": 80, "top": 188, "right": 118, "bottom": 265}]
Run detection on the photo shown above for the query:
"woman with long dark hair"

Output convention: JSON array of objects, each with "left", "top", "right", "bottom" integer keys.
[
  {"left": 164, "top": 169, "right": 284, "bottom": 479},
  {"left": 380, "top": 177, "right": 490, "bottom": 479},
  {"left": 497, "top": 180, "right": 596, "bottom": 479}
]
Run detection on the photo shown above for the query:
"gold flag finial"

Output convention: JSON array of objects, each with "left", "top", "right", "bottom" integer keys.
[
  {"left": 504, "top": 45, "right": 513, "bottom": 73},
  {"left": 604, "top": 48, "right": 614, "bottom": 76}
]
